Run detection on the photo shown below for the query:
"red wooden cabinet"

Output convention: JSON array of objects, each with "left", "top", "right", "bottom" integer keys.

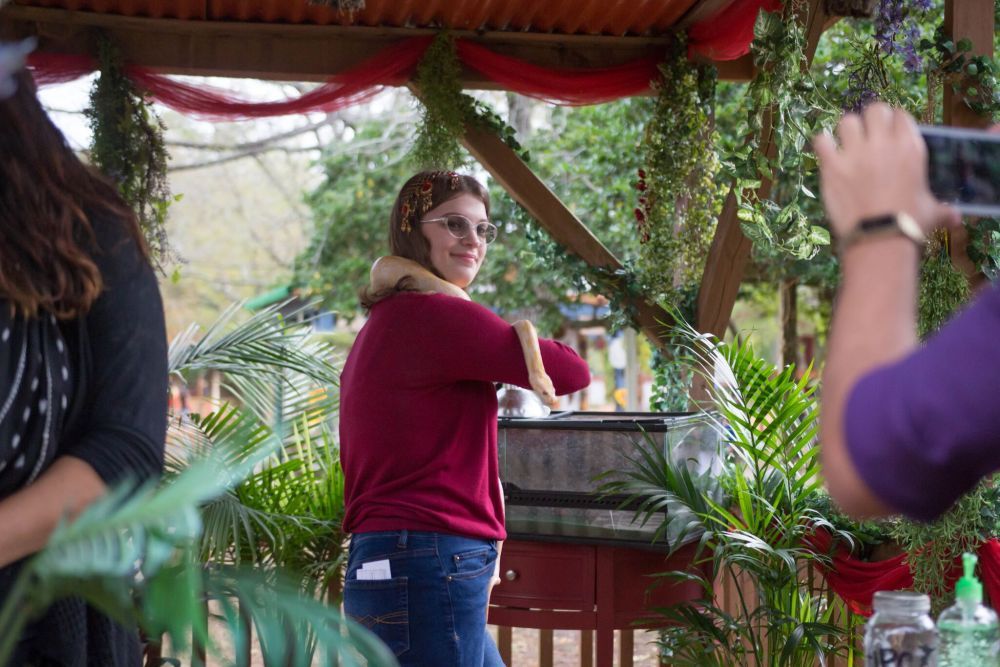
[{"left": 488, "top": 539, "right": 706, "bottom": 666}]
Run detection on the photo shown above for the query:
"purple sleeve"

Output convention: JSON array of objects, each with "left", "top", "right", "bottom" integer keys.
[{"left": 844, "top": 281, "right": 1000, "bottom": 521}]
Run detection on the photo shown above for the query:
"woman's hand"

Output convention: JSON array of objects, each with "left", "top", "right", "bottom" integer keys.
[{"left": 813, "top": 103, "right": 960, "bottom": 238}]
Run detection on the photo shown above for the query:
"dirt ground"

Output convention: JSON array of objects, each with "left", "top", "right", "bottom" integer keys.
[{"left": 164, "top": 617, "right": 664, "bottom": 666}]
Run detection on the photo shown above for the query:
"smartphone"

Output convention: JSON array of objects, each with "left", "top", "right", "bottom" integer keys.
[{"left": 920, "top": 125, "right": 1000, "bottom": 217}]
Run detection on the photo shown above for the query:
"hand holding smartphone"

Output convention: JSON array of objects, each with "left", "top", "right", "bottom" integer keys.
[{"left": 920, "top": 124, "right": 1000, "bottom": 217}]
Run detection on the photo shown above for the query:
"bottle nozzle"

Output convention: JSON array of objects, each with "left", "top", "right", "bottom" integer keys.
[{"left": 955, "top": 552, "right": 983, "bottom": 604}]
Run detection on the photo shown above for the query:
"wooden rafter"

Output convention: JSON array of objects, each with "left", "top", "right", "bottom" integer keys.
[
  {"left": 695, "top": 0, "right": 831, "bottom": 338},
  {"left": 0, "top": 5, "right": 755, "bottom": 85}
]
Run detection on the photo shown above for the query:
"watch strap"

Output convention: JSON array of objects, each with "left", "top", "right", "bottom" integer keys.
[{"left": 837, "top": 212, "right": 925, "bottom": 255}]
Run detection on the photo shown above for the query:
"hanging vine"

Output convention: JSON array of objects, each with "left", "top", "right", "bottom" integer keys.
[
  {"left": 635, "top": 38, "right": 722, "bottom": 307},
  {"left": 410, "top": 33, "right": 468, "bottom": 169},
  {"left": 410, "top": 32, "right": 530, "bottom": 169},
  {"left": 729, "top": 5, "right": 835, "bottom": 262},
  {"left": 890, "top": 478, "right": 1000, "bottom": 614},
  {"left": 85, "top": 36, "right": 174, "bottom": 268}
]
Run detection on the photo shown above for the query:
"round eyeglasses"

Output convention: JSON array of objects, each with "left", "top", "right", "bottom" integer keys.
[{"left": 421, "top": 214, "right": 499, "bottom": 245}]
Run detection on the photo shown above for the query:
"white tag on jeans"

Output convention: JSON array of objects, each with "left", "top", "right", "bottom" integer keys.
[{"left": 357, "top": 559, "right": 392, "bottom": 580}]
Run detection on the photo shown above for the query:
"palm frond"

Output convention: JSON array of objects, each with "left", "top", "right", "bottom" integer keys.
[
  {"left": 0, "top": 438, "right": 392, "bottom": 667},
  {"left": 169, "top": 300, "right": 341, "bottom": 401}
]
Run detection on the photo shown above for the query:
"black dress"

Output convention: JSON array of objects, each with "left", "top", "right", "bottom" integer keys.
[{"left": 0, "top": 211, "right": 168, "bottom": 667}]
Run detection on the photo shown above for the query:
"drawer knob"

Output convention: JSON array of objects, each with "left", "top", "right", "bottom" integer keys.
[{"left": 504, "top": 569, "right": 518, "bottom": 582}]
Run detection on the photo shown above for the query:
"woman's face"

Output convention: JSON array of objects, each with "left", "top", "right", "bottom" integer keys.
[{"left": 419, "top": 193, "right": 489, "bottom": 289}]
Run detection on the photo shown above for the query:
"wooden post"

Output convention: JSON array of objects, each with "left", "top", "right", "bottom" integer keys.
[
  {"left": 581, "top": 629, "right": 594, "bottom": 667},
  {"left": 621, "top": 629, "right": 634, "bottom": 667},
  {"left": 943, "top": 0, "right": 995, "bottom": 285},
  {"left": 498, "top": 626, "right": 513, "bottom": 665},
  {"left": 539, "top": 628, "right": 554, "bottom": 667}
]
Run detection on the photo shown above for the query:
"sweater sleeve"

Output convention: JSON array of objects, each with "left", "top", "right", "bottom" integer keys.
[
  {"left": 386, "top": 293, "right": 590, "bottom": 394},
  {"left": 62, "top": 214, "right": 168, "bottom": 488},
  {"left": 844, "top": 281, "right": 1000, "bottom": 521}
]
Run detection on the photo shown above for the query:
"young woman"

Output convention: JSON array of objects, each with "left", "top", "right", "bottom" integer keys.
[
  {"left": 340, "top": 171, "right": 590, "bottom": 666},
  {"left": 0, "top": 66, "right": 168, "bottom": 665}
]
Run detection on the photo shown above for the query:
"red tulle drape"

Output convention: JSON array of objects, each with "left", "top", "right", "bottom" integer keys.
[
  {"left": 24, "top": 2, "right": 777, "bottom": 118},
  {"left": 808, "top": 529, "right": 1000, "bottom": 616},
  {"left": 455, "top": 39, "right": 664, "bottom": 106}
]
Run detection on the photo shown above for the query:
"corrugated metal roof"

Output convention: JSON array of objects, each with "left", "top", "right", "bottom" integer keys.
[{"left": 13, "top": 0, "right": 704, "bottom": 36}]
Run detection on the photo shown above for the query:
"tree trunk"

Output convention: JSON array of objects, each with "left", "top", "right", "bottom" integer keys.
[{"left": 779, "top": 278, "right": 798, "bottom": 369}]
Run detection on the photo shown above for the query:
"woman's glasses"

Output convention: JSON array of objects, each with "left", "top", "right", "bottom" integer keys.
[{"left": 421, "top": 215, "right": 499, "bottom": 245}]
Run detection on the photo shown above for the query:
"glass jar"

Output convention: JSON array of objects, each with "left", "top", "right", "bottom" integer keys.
[{"left": 865, "top": 591, "right": 938, "bottom": 667}]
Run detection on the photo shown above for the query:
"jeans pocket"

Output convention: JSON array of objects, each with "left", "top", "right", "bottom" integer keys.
[
  {"left": 344, "top": 577, "right": 410, "bottom": 657},
  {"left": 448, "top": 546, "right": 497, "bottom": 580}
]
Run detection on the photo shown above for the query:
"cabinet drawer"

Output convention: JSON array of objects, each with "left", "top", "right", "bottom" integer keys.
[{"left": 491, "top": 541, "right": 595, "bottom": 610}]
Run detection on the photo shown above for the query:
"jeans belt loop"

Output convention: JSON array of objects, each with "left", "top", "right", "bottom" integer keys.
[{"left": 397, "top": 529, "right": 408, "bottom": 549}]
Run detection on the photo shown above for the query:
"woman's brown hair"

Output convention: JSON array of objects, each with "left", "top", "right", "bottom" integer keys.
[
  {"left": 360, "top": 170, "right": 490, "bottom": 309},
  {"left": 0, "top": 68, "right": 147, "bottom": 319}
]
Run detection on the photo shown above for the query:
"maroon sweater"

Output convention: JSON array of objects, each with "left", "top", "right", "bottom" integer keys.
[{"left": 340, "top": 292, "right": 591, "bottom": 539}]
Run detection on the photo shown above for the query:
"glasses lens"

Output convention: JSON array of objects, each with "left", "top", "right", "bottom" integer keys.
[
  {"left": 476, "top": 223, "right": 498, "bottom": 244},
  {"left": 445, "top": 215, "right": 469, "bottom": 238}
]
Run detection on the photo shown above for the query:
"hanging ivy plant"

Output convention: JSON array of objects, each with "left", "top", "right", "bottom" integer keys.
[
  {"left": 635, "top": 39, "right": 722, "bottom": 307},
  {"left": 890, "top": 477, "right": 1000, "bottom": 614},
  {"left": 521, "top": 210, "right": 644, "bottom": 335},
  {"left": 917, "top": 232, "right": 970, "bottom": 339},
  {"left": 728, "top": 5, "right": 836, "bottom": 262},
  {"left": 922, "top": 27, "right": 1000, "bottom": 122},
  {"left": 410, "top": 33, "right": 468, "bottom": 169},
  {"left": 85, "top": 36, "right": 174, "bottom": 268},
  {"left": 410, "top": 32, "right": 530, "bottom": 169},
  {"left": 966, "top": 217, "right": 1000, "bottom": 281}
]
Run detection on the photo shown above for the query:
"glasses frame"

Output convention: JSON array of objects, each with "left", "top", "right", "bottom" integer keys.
[{"left": 420, "top": 214, "right": 499, "bottom": 245}]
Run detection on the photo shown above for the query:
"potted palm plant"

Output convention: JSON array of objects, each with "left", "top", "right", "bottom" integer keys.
[{"left": 603, "top": 318, "right": 863, "bottom": 666}]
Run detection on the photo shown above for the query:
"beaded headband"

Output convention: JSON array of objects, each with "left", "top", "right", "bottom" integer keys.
[{"left": 399, "top": 171, "right": 461, "bottom": 233}]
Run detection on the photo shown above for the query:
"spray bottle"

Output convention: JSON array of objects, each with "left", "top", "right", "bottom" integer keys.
[{"left": 938, "top": 552, "right": 1000, "bottom": 665}]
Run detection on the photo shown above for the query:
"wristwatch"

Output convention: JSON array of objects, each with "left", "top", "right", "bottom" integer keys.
[{"left": 837, "top": 212, "right": 925, "bottom": 255}]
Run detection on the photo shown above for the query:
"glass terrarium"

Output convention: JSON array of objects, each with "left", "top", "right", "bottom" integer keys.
[{"left": 498, "top": 411, "right": 722, "bottom": 549}]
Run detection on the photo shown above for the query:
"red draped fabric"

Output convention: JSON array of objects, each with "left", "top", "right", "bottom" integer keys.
[
  {"left": 24, "top": 3, "right": 778, "bottom": 118},
  {"left": 455, "top": 39, "right": 664, "bottom": 106},
  {"left": 125, "top": 36, "right": 431, "bottom": 120},
  {"left": 27, "top": 37, "right": 431, "bottom": 120},
  {"left": 689, "top": 0, "right": 785, "bottom": 61},
  {"left": 27, "top": 52, "right": 96, "bottom": 87},
  {"left": 808, "top": 529, "right": 1000, "bottom": 617}
]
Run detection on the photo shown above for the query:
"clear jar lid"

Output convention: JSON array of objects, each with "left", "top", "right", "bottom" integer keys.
[{"left": 872, "top": 590, "right": 931, "bottom": 615}]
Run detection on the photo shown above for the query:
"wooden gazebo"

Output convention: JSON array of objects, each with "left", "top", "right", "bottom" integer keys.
[{"left": 2, "top": 1, "right": 994, "bottom": 665}]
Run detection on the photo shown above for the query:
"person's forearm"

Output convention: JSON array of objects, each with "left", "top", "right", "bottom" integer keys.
[
  {"left": 0, "top": 456, "right": 106, "bottom": 568},
  {"left": 821, "top": 238, "right": 921, "bottom": 515}
]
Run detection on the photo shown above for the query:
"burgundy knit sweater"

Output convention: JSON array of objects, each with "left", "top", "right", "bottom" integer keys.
[{"left": 340, "top": 292, "right": 591, "bottom": 539}]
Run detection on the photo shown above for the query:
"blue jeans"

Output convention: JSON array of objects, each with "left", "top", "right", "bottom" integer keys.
[{"left": 344, "top": 530, "right": 505, "bottom": 667}]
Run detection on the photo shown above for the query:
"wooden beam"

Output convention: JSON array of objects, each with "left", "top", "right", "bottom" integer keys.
[
  {"left": 695, "top": 0, "right": 830, "bottom": 338},
  {"left": 460, "top": 122, "right": 676, "bottom": 349},
  {"left": 0, "top": 5, "right": 755, "bottom": 85},
  {"left": 944, "top": 0, "right": 995, "bottom": 286},
  {"left": 943, "top": 0, "right": 995, "bottom": 130}
]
